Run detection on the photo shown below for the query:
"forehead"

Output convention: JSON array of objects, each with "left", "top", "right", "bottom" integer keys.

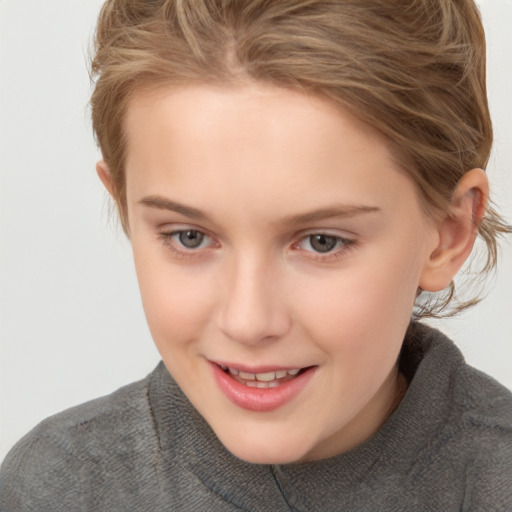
[
  {"left": 122, "top": 83, "right": 421, "bottom": 222},
  {"left": 124, "top": 82, "right": 387, "bottom": 153}
]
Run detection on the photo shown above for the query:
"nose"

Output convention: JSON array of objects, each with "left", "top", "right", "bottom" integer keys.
[{"left": 216, "top": 254, "right": 291, "bottom": 345}]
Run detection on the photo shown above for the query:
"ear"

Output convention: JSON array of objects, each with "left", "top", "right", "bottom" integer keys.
[
  {"left": 419, "top": 168, "right": 489, "bottom": 292},
  {"left": 96, "top": 160, "right": 116, "bottom": 198}
]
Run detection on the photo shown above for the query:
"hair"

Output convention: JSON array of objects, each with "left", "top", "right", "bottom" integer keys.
[{"left": 90, "top": 0, "right": 511, "bottom": 318}]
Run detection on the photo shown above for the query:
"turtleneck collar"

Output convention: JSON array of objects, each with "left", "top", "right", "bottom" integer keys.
[{"left": 148, "top": 323, "right": 463, "bottom": 510}]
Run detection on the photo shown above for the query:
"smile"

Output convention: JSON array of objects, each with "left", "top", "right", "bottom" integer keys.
[
  {"left": 212, "top": 362, "right": 316, "bottom": 412},
  {"left": 220, "top": 365, "right": 302, "bottom": 388}
]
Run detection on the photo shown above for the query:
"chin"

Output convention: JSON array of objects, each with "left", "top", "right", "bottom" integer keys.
[{"left": 219, "top": 431, "right": 313, "bottom": 465}]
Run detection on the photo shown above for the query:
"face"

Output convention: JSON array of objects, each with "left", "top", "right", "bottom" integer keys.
[{"left": 119, "top": 83, "right": 439, "bottom": 464}]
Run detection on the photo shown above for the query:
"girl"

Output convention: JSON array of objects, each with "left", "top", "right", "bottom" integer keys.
[{"left": 1, "top": 0, "right": 511, "bottom": 510}]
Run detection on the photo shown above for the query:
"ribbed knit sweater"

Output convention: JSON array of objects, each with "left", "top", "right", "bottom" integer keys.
[{"left": 1, "top": 323, "right": 511, "bottom": 511}]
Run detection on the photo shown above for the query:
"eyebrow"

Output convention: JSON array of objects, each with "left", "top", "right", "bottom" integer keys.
[
  {"left": 282, "top": 205, "right": 381, "bottom": 225},
  {"left": 139, "top": 196, "right": 208, "bottom": 220},
  {"left": 139, "top": 195, "right": 381, "bottom": 224}
]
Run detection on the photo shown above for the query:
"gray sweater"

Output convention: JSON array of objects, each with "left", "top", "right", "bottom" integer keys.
[{"left": 1, "top": 323, "right": 511, "bottom": 511}]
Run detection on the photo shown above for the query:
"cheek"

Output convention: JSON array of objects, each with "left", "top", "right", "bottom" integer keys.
[
  {"left": 131, "top": 246, "right": 215, "bottom": 351},
  {"left": 297, "top": 249, "right": 421, "bottom": 358}
]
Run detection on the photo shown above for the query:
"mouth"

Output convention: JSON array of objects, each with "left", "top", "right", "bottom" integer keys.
[
  {"left": 218, "top": 365, "right": 310, "bottom": 388},
  {"left": 211, "top": 362, "right": 317, "bottom": 412}
]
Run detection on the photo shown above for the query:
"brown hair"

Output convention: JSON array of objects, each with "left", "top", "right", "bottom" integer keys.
[{"left": 90, "top": 0, "right": 511, "bottom": 318}]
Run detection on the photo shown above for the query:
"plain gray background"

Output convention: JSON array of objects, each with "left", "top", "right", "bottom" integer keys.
[{"left": 1, "top": 0, "right": 511, "bottom": 463}]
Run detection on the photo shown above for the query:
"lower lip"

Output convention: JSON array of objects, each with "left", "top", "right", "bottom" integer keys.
[{"left": 211, "top": 363, "right": 316, "bottom": 412}]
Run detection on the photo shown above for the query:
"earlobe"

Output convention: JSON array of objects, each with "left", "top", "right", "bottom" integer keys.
[
  {"left": 96, "top": 160, "right": 115, "bottom": 198},
  {"left": 419, "top": 169, "right": 489, "bottom": 292}
]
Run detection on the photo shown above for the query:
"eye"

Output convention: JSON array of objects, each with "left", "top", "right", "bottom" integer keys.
[
  {"left": 301, "top": 234, "right": 346, "bottom": 253},
  {"left": 175, "top": 229, "right": 207, "bottom": 249},
  {"left": 294, "top": 232, "right": 355, "bottom": 259},
  {"left": 306, "top": 234, "right": 340, "bottom": 253},
  {"left": 158, "top": 228, "right": 216, "bottom": 255}
]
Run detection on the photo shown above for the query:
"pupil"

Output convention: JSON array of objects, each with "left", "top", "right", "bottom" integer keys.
[
  {"left": 179, "top": 230, "right": 204, "bottom": 248},
  {"left": 310, "top": 234, "right": 337, "bottom": 253}
]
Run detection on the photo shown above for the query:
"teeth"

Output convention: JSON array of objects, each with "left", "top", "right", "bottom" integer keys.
[
  {"left": 255, "top": 371, "right": 275, "bottom": 382},
  {"left": 246, "top": 380, "right": 280, "bottom": 389},
  {"left": 226, "top": 366, "right": 302, "bottom": 381},
  {"left": 238, "top": 371, "right": 256, "bottom": 380}
]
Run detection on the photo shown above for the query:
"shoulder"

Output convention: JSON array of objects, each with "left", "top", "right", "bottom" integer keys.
[
  {"left": 414, "top": 321, "right": 512, "bottom": 439},
  {"left": 0, "top": 366, "right": 162, "bottom": 510},
  {"left": 408, "top": 323, "right": 512, "bottom": 508},
  {"left": 453, "top": 360, "right": 512, "bottom": 431},
  {"left": 451, "top": 359, "right": 512, "bottom": 508},
  {"left": 407, "top": 322, "right": 512, "bottom": 424}
]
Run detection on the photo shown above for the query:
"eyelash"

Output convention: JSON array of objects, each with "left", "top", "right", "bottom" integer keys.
[
  {"left": 158, "top": 229, "right": 217, "bottom": 260},
  {"left": 158, "top": 228, "right": 356, "bottom": 262},
  {"left": 293, "top": 233, "right": 356, "bottom": 261}
]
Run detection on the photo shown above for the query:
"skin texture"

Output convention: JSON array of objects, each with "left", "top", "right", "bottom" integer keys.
[{"left": 98, "top": 83, "right": 488, "bottom": 464}]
